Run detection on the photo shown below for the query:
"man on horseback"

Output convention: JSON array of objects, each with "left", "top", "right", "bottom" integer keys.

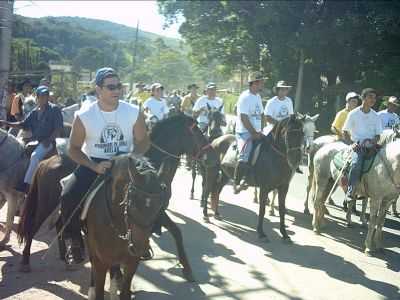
[
  {"left": 234, "top": 72, "right": 266, "bottom": 193},
  {"left": 378, "top": 96, "right": 400, "bottom": 129},
  {"left": 342, "top": 88, "right": 383, "bottom": 202},
  {"left": 61, "top": 67, "right": 149, "bottom": 268},
  {"left": 181, "top": 84, "right": 199, "bottom": 116},
  {"left": 331, "top": 92, "right": 360, "bottom": 140},
  {"left": 143, "top": 83, "right": 170, "bottom": 122},
  {"left": 0, "top": 85, "right": 63, "bottom": 193},
  {"left": 192, "top": 82, "right": 224, "bottom": 132}
]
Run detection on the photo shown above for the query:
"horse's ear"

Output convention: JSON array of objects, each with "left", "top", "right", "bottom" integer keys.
[
  {"left": 310, "top": 114, "right": 320, "bottom": 122},
  {"left": 207, "top": 103, "right": 211, "bottom": 110},
  {"left": 218, "top": 105, "right": 223, "bottom": 112},
  {"left": 296, "top": 112, "right": 305, "bottom": 120}
]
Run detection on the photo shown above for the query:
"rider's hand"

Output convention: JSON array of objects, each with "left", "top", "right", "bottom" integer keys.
[
  {"left": 251, "top": 132, "right": 263, "bottom": 140},
  {"left": 351, "top": 143, "right": 360, "bottom": 152},
  {"left": 92, "top": 161, "right": 112, "bottom": 174}
]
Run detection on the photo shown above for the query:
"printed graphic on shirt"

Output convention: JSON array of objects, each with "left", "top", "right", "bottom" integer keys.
[
  {"left": 95, "top": 124, "right": 127, "bottom": 154},
  {"left": 252, "top": 104, "right": 262, "bottom": 119},
  {"left": 277, "top": 105, "right": 289, "bottom": 119}
]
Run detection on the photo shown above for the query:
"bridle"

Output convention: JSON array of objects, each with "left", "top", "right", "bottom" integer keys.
[
  {"left": 271, "top": 124, "right": 304, "bottom": 163},
  {"left": 150, "top": 121, "right": 212, "bottom": 162},
  {"left": 105, "top": 158, "right": 167, "bottom": 257}
]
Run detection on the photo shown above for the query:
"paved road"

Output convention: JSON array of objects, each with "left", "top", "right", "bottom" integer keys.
[{"left": 0, "top": 166, "right": 399, "bottom": 300}]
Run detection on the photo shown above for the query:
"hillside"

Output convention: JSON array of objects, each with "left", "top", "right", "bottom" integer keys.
[{"left": 55, "top": 16, "right": 183, "bottom": 50}]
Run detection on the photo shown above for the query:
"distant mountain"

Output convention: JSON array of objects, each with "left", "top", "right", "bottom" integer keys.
[{"left": 55, "top": 16, "right": 182, "bottom": 49}]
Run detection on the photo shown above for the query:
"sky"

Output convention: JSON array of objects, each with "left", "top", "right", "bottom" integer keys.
[{"left": 13, "top": 0, "right": 181, "bottom": 38}]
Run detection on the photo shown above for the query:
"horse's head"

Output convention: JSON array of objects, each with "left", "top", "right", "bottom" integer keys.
[
  {"left": 207, "top": 104, "right": 226, "bottom": 141},
  {"left": 302, "top": 114, "right": 319, "bottom": 153},
  {"left": 150, "top": 114, "right": 219, "bottom": 168},
  {"left": 274, "top": 114, "right": 305, "bottom": 169},
  {"left": 111, "top": 155, "right": 168, "bottom": 256}
]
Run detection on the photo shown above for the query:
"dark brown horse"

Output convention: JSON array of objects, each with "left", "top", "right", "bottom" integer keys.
[
  {"left": 17, "top": 114, "right": 217, "bottom": 281},
  {"left": 190, "top": 106, "right": 226, "bottom": 221},
  {"left": 210, "top": 114, "right": 306, "bottom": 241},
  {"left": 87, "top": 154, "right": 167, "bottom": 300}
]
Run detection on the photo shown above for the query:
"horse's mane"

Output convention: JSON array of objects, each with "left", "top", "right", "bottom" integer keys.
[
  {"left": 270, "top": 116, "right": 294, "bottom": 140},
  {"left": 150, "top": 114, "right": 193, "bottom": 140}
]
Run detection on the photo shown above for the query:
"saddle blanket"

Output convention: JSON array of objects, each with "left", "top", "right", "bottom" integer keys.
[
  {"left": 221, "top": 141, "right": 262, "bottom": 168},
  {"left": 332, "top": 147, "right": 378, "bottom": 174}
]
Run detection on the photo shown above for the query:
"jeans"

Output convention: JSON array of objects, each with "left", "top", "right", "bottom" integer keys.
[
  {"left": 236, "top": 132, "right": 252, "bottom": 162},
  {"left": 61, "top": 158, "right": 106, "bottom": 239},
  {"left": 346, "top": 149, "right": 366, "bottom": 198},
  {"left": 24, "top": 142, "right": 53, "bottom": 184}
]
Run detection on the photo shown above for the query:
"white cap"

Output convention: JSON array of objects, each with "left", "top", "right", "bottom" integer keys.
[{"left": 345, "top": 92, "right": 360, "bottom": 102}]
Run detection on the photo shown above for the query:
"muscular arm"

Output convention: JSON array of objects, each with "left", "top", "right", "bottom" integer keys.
[
  {"left": 133, "top": 112, "right": 150, "bottom": 154},
  {"left": 68, "top": 116, "right": 98, "bottom": 171}
]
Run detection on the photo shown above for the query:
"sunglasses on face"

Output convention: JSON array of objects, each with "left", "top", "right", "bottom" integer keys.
[{"left": 102, "top": 83, "right": 122, "bottom": 91}]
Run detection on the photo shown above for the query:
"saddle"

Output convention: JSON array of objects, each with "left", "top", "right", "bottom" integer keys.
[
  {"left": 24, "top": 138, "right": 69, "bottom": 158},
  {"left": 332, "top": 146, "right": 379, "bottom": 189}
]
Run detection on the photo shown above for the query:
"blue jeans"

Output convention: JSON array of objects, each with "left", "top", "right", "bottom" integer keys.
[
  {"left": 236, "top": 132, "right": 252, "bottom": 162},
  {"left": 346, "top": 149, "right": 366, "bottom": 199}
]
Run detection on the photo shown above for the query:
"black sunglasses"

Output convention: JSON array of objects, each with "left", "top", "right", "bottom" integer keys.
[{"left": 102, "top": 83, "right": 122, "bottom": 91}]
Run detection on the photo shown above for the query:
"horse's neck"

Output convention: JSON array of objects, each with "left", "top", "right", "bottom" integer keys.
[{"left": 0, "top": 133, "right": 25, "bottom": 169}]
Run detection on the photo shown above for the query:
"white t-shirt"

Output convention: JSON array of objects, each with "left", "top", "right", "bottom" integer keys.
[
  {"left": 192, "top": 96, "right": 224, "bottom": 124},
  {"left": 235, "top": 90, "right": 263, "bottom": 133},
  {"left": 378, "top": 109, "right": 400, "bottom": 129},
  {"left": 143, "top": 97, "right": 169, "bottom": 121},
  {"left": 263, "top": 96, "right": 294, "bottom": 134},
  {"left": 77, "top": 101, "right": 139, "bottom": 159},
  {"left": 342, "top": 106, "right": 383, "bottom": 143}
]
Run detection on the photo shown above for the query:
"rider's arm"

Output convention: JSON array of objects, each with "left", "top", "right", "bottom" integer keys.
[
  {"left": 343, "top": 130, "right": 353, "bottom": 144},
  {"left": 68, "top": 116, "right": 99, "bottom": 171},
  {"left": 133, "top": 112, "right": 150, "bottom": 154},
  {"left": 240, "top": 113, "right": 258, "bottom": 136}
]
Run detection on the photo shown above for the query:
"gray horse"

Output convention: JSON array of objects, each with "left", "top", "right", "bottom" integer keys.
[
  {"left": 0, "top": 128, "right": 29, "bottom": 248},
  {"left": 312, "top": 138, "right": 400, "bottom": 255}
]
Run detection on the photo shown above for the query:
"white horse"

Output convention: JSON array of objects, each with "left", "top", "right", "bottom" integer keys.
[
  {"left": 61, "top": 103, "right": 80, "bottom": 125},
  {"left": 0, "top": 128, "right": 29, "bottom": 248},
  {"left": 312, "top": 139, "right": 400, "bottom": 255}
]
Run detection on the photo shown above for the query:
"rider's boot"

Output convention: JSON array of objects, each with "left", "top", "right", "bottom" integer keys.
[{"left": 234, "top": 161, "right": 250, "bottom": 194}]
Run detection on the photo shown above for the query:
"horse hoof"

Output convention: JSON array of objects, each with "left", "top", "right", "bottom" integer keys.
[
  {"left": 364, "top": 248, "right": 373, "bottom": 256},
  {"left": 203, "top": 216, "right": 210, "bottom": 223},
  {"left": 346, "top": 223, "right": 353, "bottom": 228},
  {"left": 282, "top": 236, "right": 292, "bottom": 244},
  {"left": 214, "top": 213, "right": 222, "bottom": 220},
  {"left": 183, "top": 269, "right": 196, "bottom": 282},
  {"left": 313, "top": 228, "right": 321, "bottom": 235},
  {"left": 88, "top": 287, "right": 96, "bottom": 300},
  {"left": 269, "top": 210, "right": 275, "bottom": 216},
  {"left": 19, "top": 264, "right": 31, "bottom": 273},
  {"left": 304, "top": 208, "right": 310, "bottom": 215},
  {"left": 258, "top": 235, "right": 270, "bottom": 243},
  {"left": 190, "top": 193, "right": 194, "bottom": 200}
]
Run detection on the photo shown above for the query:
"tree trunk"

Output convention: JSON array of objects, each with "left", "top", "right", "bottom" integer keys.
[
  {"left": 0, "top": 0, "right": 14, "bottom": 120},
  {"left": 294, "top": 49, "right": 305, "bottom": 112}
]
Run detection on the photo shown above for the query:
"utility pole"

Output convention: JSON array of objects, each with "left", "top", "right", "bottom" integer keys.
[
  {"left": 129, "top": 20, "right": 139, "bottom": 91},
  {"left": 0, "top": 0, "right": 14, "bottom": 120}
]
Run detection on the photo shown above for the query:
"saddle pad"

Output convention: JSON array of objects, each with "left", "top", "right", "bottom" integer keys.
[
  {"left": 221, "top": 141, "right": 262, "bottom": 168},
  {"left": 333, "top": 148, "right": 378, "bottom": 174}
]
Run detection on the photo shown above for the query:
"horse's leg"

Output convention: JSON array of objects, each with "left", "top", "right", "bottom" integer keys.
[
  {"left": 277, "top": 185, "right": 291, "bottom": 241},
  {"left": 374, "top": 200, "right": 393, "bottom": 253},
  {"left": 200, "top": 165, "right": 208, "bottom": 211},
  {"left": 304, "top": 158, "right": 314, "bottom": 214},
  {"left": 365, "top": 198, "right": 380, "bottom": 255},
  {"left": 269, "top": 190, "right": 278, "bottom": 216},
  {"left": 253, "top": 187, "right": 258, "bottom": 203},
  {"left": 91, "top": 255, "right": 107, "bottom": 300},
  {"left": 256, "top": 187, "right": 270, "bottom": 242},
  {"left": 55, "top": 218, "right": 66, "bottom": 261},
  {"left": 120, "top": 260, "right": 139, "bottom": 300},
  {"left": 360, "top": 198, "right": 368, "bottom": 227},
  {"left": 391, "top": 201, "right": 398, "bottom": 217},
  {"left": 312, "top": 177, "right": 330, "bottom": 234},
  {"left": 161, "top": 212, "right": 195, "bottom": 282},
  {"left": 0, "top": 191, "right": 20, "bottom": 248},
  {"left": 19, "top": 235, "right": 33, "bottom": 273},
  {"left": 88, "top": 264, "right": 96, "bottom": 300},
  {"left": 109, "top": 265, "right": 123, "bottom": 299},
  {"left": 191, "top": 161, "right": 196, "bottom": 200}
]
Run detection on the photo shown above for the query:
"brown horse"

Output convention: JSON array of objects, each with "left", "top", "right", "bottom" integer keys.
[
  {"left": 209, "top": 114, "right": 306, "bottom": 241},
  {"left": 17, "top": 114, "right": 217, "bottom": 280},
  {"left": 87, "top": 154, "right": 167, "bottom": 300}
]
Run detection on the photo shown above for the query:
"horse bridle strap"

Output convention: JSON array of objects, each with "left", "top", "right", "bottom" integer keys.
[
  {"left": 188, "top": 122, "right": 212, "bottom": 160},
  {"left": 150, "top": 141, "right": 181, "bottom": 160}
]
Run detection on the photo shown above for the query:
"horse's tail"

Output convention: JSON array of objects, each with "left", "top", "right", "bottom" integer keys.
[{"left": 17, "top": 167, "right": 41, "bottom": 245}]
